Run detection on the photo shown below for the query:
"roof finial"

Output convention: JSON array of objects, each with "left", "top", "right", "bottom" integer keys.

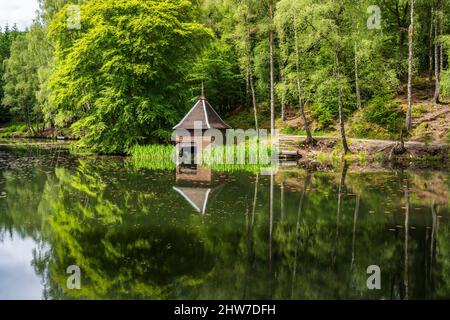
[{"left": 200, "top": 81, "right": 205, "bottom": 100}]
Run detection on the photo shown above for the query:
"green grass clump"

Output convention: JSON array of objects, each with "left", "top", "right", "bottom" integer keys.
[
  {"left": 130, "top": 141, "right": 278, "bottom": 173},
  {"left": 348, "top": 121, "right": 396, "bottom": 140},
  {"left": 411, "top": 104, "right": 429, "bottom": 118},
  {"left": 202, "top": 140, "right": 275, "bottom": 164},
  {"left": 130, "top": 144, "right": 176, "bottom": 170},
  {"left": 0, "top": 123, "right": 29, "bottom": 137}
]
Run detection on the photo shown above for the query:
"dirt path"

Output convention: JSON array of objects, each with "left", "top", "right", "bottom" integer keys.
[
  {"left": 279, "top": 134, "right": 447, "bottom": 147},
  {"left": 279, "top": 134, "right": 448, "bottom": 164}
]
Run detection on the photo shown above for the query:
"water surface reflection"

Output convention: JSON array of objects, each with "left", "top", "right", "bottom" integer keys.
[{"left": 0, "top": 146, "right": 448, "bottom": 299}]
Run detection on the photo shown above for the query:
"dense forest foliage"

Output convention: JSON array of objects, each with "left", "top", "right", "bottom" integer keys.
[{"left": 0, "top": 0, "right": 449, "bottom": 154}]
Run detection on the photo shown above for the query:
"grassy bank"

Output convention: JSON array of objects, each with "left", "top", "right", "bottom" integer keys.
[
  {"left": 130, "top": 142, "right": 276, "bottom": 173},
  {"left": 129, "top": 145, "right": 176, "bottom": 170},
  {"left": 0, "top": 122, "right": 58, "bottom": 139},
  {"left": 0, "top": 123, "right": 29, "bottom": 138},
  {"left": 130, "top": 132, "right": 449, "bottom": 172}
]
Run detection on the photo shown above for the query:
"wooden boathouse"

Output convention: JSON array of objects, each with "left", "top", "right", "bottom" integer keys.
[{"left": 173, "top": 91, "right": 231, "bottom": 164}]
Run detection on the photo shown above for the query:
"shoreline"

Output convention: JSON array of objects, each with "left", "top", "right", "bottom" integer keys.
[
  {"left": 279, "top": 135, "right": 449, "bottom": 170},
  {"left": 0, "top": 136, "right": 448, "bottom": 171}
]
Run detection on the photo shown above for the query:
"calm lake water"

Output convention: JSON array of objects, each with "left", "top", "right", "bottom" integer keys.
[{"left": 0, "top": 143, "right": 448, "bottom": 300}]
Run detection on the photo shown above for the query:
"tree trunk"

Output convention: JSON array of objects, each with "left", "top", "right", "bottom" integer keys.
[
  {"left": 354, "top": 43, "right": 362, "bottom": 110},
  {"left": 335, "top": 51, "right": 350, "bottom": 155},
  {"left": 246, "top": 68, "right": 250, "bottom": 108},
  {"left": 434, "top": 9, "right": 440, "bottom": 107},
  {"left": 35, "top": 113, "right": 41, "bottom": 136},
  {"left": 428, "top": 9, "right": 434, "bottom": 83},
  {"left": 269, "top": 0, "right": 275, "bottom": 136},
  {"left": 405, "top": 0, "right": 415, "bottom": 132},
  {"left": 246, "top": 18, "right": 258, "bottom": 131},
  {"left": 280, "top": 66, "right": 286, "bottom": 123},
  {"left": 294, "top": 11, "right": 314, "bottom": 144},
  {"left": 439, "top": 0, "right": 444, "bottom": 75},
  {"left": 24, "top": 102, "right": 35, "bottom": 135},
  {"left": 249, "top": 68, "right": 259, "bottom": 131}
]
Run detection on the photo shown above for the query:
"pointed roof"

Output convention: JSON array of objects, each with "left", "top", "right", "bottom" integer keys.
[{"left": 173, "top": 97, "right": 231, "bottom": 130}]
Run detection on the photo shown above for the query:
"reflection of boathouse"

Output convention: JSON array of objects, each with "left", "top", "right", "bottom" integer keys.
[
  {"left": 176, "top": 164, "right": 211, "bottom": 183},
  {"left": 173, "top": 186, "right": 213, "bottom": 215},
  {"left": 173, "top": 92, "right": 231, "bottom": 164},
  {"left": 173, "top": 164, "right": 223, "bottom": 215}
]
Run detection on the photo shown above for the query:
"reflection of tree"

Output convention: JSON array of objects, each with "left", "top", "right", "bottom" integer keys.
[
  {"left": 333, "top": 161, "right": 348, "bottom": 266},
  {"left": 1, "top": 169, "right": 49, "bottom": 241},
  {"left": 291, "top": 171, "right": 310, "bottom": 299},
  {"left": 350, "top": 194, "right": 360, "bottom": 271},
  {"left": 35, "top": 162, "right": 216, "bottom": 299},
  {"left": 0, "top": 154, "right": 449, "bottom": 300},
  {"left": 435, "top": 215, "right": 450, "bottom": 298},
  {"left": 404, "top": 174, "right": 410, "bottom": 300},
  {"left": 272, "top": 169, "right": 450, "bottom": 300}
]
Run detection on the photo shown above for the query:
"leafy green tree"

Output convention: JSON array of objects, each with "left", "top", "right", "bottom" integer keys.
[
  {"left": 0, "top": 24, "right": 20, "bottom": 122},
  {"left": 2, "top": 23, "right": 50, "bottom": 134},
  {"left": 275, "top": 0, "right": 317, "bottom": 143},
  {"left": 189, "top": 40, "right": 244, "bottom": 113},
  {"left": 49, "top": 0, "right": 212, "bottom": 153},
  {"left": 442, "top": 35, "right": 450, "bottom": 96},
  {"left": 38, "top": 0, "right": 88, "bottom": 23}
]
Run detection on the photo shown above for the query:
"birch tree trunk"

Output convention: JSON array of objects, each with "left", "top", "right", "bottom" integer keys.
[
  {"left": 246, "top": 68, "right": 250, "bottom": 108},
  {"left": 246, "top": 17, "right": 258, "bottom": 130},
  {"left": 294, "top": 11, "right": 314, "bottom": 144},
  {"left": 335, "top": 51, "right": 350, "bottom": 155},
  {"left": 269, "top": 0, "right": 275, "bottom": 136},
  {"left": 439, "top": 0, "right": 444, "bottom": 74},
  {"left": 405, "top": 0, "right": 415, "bottom": 132},
  {"left": 249, "top": 68, "right": 259, "bottom": 130},
  {"left": 354, "top": 43, "right": 362, "bottom": 110},
  {"left": 434, "top": 9, "right": 440, "bottom": 107},
  {"left": 280, "top": 62, "right": 286, "bottom": 123},
  {"left": 279, "top": 22, "right": 287, "bottom": 123},
  {"left": 428, "top": 9, "right": 434, "bottom": 83}
]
